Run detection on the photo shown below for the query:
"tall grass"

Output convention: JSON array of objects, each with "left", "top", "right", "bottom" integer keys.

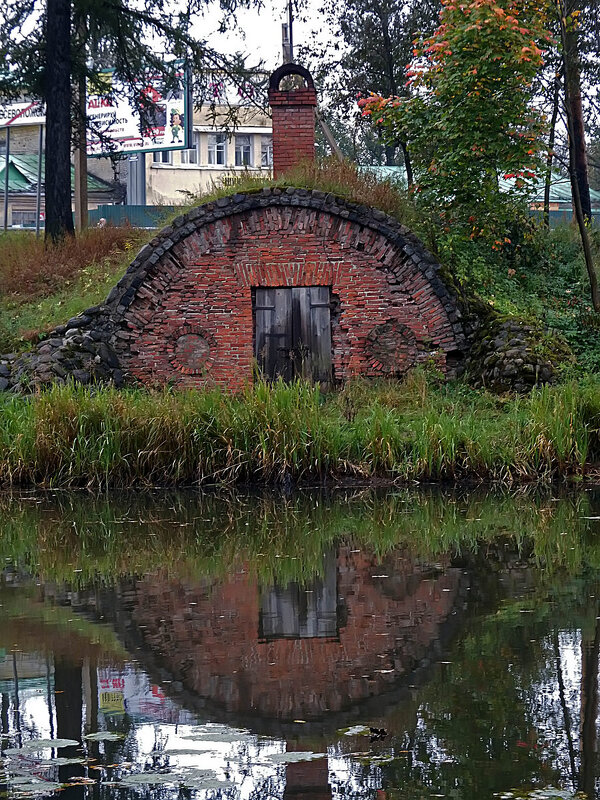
[
  {"left": 0, "top": 227, "right": 147, "bottom": 301},
  {"left": 1, "top": 373, "right": 600, "bottom": 488}
]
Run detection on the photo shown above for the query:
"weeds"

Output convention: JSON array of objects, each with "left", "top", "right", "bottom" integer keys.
[
  {"left": 185, "top": 159, "right": 418, "bottom": 230},
  {"left": 1, "top": 375, "right": 600, "bottom": 488},
  {"left": 0, "top": 226, "right": 146, "bottom": 301}
]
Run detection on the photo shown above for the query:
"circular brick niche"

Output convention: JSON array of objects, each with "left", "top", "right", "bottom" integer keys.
[
  {"left": 109, "top": 188, "right": 467, "bottom": 390},
  {"left": 365, "top": 320, "right": 426, "bottom": 377},
  {"left": 168, "top": 326, "right": 215, "bottom": 375}
]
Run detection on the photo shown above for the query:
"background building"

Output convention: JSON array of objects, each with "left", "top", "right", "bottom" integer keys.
[{"left": 146, "top": 105, "right": 273, "bottom": 203}]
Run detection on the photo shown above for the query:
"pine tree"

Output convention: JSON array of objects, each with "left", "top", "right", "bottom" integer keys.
[{"left": 0, "top": 0, "right": 262, "bottom": 242}]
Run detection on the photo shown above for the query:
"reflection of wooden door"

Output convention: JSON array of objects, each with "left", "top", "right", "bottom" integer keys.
[{"left": 255, "top": 287, "right": 332, "bottom": 382}]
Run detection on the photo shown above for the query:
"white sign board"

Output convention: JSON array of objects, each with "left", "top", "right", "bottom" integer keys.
[
  {"left": 0, "top": 100, "right": 45, "bottom": 128},
  {"left": 86, "top": 68, "right": 188, "bottom": 157}
]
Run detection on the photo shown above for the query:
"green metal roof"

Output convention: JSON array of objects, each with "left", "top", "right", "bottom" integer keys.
[
  {"left": 498, "top": 173, "right": 600, "bottom": 207},
  {"left": 360, "top": 165, "right": 600, "bottom": 208},
  {"left": 0, "top": 154, "right": 114, "bottom": 195}
]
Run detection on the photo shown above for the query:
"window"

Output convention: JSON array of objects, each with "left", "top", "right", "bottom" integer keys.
[
  {"left": 235, "top": 134, "right": 252, "bottom": 167},
  {"left": 207, "top": 133, "right": 226, "bottom": 166},
  {"left": 181, "top": 132, "right": 200, "bottom": 165},
  {"left": 152, "top": 150, "right": 172, "bottom": 165},
  {"left": 260, "top": 135, "right": 273, "bottom": 168},
  {"left": 12, "top": 209, "right": 38, "bottom": 227}
]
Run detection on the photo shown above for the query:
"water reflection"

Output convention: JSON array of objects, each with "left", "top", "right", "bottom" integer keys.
[{"left": 1, "top": 488, "right": 600, "bottom": 799}]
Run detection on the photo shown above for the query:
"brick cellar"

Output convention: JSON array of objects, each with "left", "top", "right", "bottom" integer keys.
[
  {"left": 113, "top": 64, "right": 467, "bottom": 390},
  {"left": 0, "top": 63, "right": 469, "bottom": 393}
]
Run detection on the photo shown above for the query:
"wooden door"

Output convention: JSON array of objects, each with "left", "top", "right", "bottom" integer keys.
[{"left": 255, "top": 286, "right": 332, "bottom": 383}]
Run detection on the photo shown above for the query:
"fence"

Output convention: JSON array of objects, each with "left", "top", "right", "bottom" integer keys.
[{"left": 88, "top": 205, "right": 179, "bottom": 229}]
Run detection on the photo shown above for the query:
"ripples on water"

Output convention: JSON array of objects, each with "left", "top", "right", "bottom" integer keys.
[{"left": 1, "top": 488, "right": 600, "bottom": 800}]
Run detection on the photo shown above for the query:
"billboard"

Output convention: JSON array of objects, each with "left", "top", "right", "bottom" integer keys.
[
  {"left": 0, "top": 100, "right": 45, "bottom": 128},
  {"left": 86, "top": 65, "right": 190, "bottom": 157}
]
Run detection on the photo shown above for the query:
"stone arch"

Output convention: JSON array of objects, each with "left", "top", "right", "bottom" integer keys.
[{"left": 102, "top": 188, "right": 467, "bottom": 389}]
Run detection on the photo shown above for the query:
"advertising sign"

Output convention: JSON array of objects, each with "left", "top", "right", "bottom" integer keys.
[
  {"left": 0, "top": 100, "right": 45, "bottom": 128},
  {"left": 86, "top": 65, "right": 189, "bottom": 157},
  {"left": 98, "top": 667, "right": 194, "bottom": 724}
]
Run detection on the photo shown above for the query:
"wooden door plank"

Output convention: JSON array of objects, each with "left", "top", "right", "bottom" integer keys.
[
  {"left": 273, "top": 287, "right": 293, "bottom": 381},
  {"left": 309, "top": 286, "right": 332, "bottom": 383},
  {"left": 292, "top": 286, "right": 313, "bottom": 380},
  {"left": 254, "top": 287, "right": 274, "bottom": 375}
]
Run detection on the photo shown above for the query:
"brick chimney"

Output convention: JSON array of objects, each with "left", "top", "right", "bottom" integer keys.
[{"left": 268, "top": 63, "right": 317, "bottom": 178}]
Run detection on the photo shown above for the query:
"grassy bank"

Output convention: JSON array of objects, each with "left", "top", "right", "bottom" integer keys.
[
  {"left": 1, "top": 372, "right": 600, "bottom": 487},
  {"left": 0, "top": 226, "right": 148, "bottom": 352}
]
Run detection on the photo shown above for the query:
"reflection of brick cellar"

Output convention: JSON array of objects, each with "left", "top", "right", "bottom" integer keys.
[{"left": 118, "top": 547, "right": 465, "bottom": 720}]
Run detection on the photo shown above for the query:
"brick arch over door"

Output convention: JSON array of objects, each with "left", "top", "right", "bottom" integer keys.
[{"left": 108, "top": 188, "right": 467, "bottom": 389}]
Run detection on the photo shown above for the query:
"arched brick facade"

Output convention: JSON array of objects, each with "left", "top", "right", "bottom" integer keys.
[
  {"left": 0, "top": 187, "right": 468, "bottom": 393},
  {"left": 107, "top": 188, "right": 467, "bottom": 390}
]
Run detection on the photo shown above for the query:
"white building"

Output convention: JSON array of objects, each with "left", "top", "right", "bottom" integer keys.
[{"left": 147, "top": 105, "right": 273, "bottom": 204}]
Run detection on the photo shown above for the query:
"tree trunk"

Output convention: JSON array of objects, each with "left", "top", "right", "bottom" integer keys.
[
  {"left": 384, "top": 144, "right": 396, "bottom": 166},
  {"left": 44, "top": 0, "right": 74, "bottom": 243},
  {"left": 543, "top": 77, "right": 560, "bottom": 227},
  {"left": 565, "top": 17, "right": 592, "bottom": 222},
  {"left": 557, "top": 0, "right": 599, "bottom": 310},
  {"left": 399, "top": 140, "right": 413, "bottom": 188}
]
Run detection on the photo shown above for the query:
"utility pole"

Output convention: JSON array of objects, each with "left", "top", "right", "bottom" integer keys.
[
  {"left": 2, "top": 127, "right": 10, "bottom": 232},
  {"left": 288, "top": 0, "right": 294, "bottom": 62},
  {"left": 281, "top": 0, "right": 294, "bottom": 63}
]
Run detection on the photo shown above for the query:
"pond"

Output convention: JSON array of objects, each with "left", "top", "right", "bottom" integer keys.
[{"left": 1, "top": 487, "right": 600, "bottom": 799}]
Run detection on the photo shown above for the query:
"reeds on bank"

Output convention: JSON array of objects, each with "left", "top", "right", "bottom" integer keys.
[{"left": 1, "top": 372, "right": 599, "bottom": 487}]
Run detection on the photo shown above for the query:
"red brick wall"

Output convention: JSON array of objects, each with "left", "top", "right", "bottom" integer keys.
[
  {"left": 122, "top": 203, "right": 462, "bottom": 390},
  {"left": 268, "top": 87, "right": 317, "bottom": 177}
]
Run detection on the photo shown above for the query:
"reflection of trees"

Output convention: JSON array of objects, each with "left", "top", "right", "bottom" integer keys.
[
  {"left": 579, "top": 613, "right": 600, "bottom": 797},
  {"left": 246, "top": 774, "right": 284, "bottom": 800},
  {"left": 552, "top": 629, "right": 577, "bottom": 785},
  {"left": 380, "top": 575, "right": 600, "bottom": 798},
  {"left": 54, "top": 656, "right": 85, "bottom": 800}
]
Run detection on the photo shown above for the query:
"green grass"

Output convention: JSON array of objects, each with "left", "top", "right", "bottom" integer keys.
[
  {"left": 0, "top": 227, "right": 149, "bottom": 352},
  {"left": 2, "top": 371, "right": 600, "bottom": 488}
]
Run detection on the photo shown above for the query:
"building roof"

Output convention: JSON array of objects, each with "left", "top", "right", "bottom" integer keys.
[
  {"left": 0, "top": 154, "right": 114, "bottom": 195},
  {"left": 498, "top": 173, "right": 600, "bottom": 207},
  {"left": 360, "top": 165, "right": 600, "bottom": 208}
]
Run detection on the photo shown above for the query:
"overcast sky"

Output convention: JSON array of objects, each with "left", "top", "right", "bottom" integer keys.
[{"left": 203, "top": 0, "right": 323, "bottom": 71}]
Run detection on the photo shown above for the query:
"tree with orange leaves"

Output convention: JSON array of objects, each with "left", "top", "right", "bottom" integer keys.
[{"left": 359, "top": 0, "right": 551, "bottom": 244}]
